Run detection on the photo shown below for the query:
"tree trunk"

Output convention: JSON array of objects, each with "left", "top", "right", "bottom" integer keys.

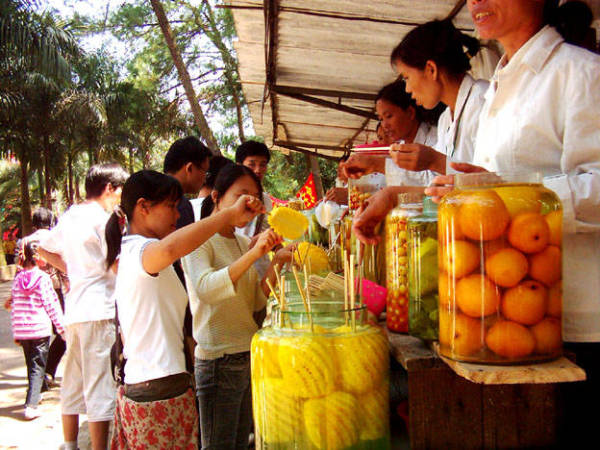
[
  {"left": 224, "top": 70, "right": 246, "bottom": 142},
  {"left": 307, "top": 154, "right": 324, "bottom": 200},
  {"left": 67, "top": 151, "right": 74, "bottom": 205},
  {"left": 37, "top": 168, "right": 45, "bottom": 205},
  {"left": 43, "top": 134, "right": 52, "bottom": 208},
  {"left": 150, "top": 0, "right": 220, "bottom": 155},
  {"left": 19, "top": 156, "right": 33, "bottom": 236},
  {"left": 75, "top": 175, "right": 81, "bottom": 201},
  {"left": 128, "top": 147, "right": 134, "bottom": 173}
]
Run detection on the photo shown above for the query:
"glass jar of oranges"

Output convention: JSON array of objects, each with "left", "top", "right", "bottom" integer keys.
[
  {"left": 251, "top": 299, "right": 390, "bottom": 449},
  {"left": 438, "top": 172, "right": 563, "bottom": 364},
  {"left": 408, "top": 197, "right": 439, "bottom": 341},
  {"left": 385, "top": 193, "right": 423, "bottom": 333}
]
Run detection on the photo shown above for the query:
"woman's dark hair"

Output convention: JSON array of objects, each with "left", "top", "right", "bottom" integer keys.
[
  {"left": 376, "top": 79, "right": 441, "bottom": 125},
  {"left": 105, "top": 170, "right": 183, "bottom": 269},
  {"left": 235, "top": 140, "right": 271, "bottom": 164},
  {"left": 32, "top": 207, "right": 55, "bottom": 230},
  {"left": 204, "top": 156, "right": 235, "bottom": 190},
  {"left": 19, "top": 238, "right": 37, "bottom": 268},
  {"left": 552, "top": 1, "right": 595, "bottom": 49},
  {"left": 200, "top": 165, "right": 263, "bottom": 219},
  {"left": 85, "top": 163, "right": 129, "bottom": 199},
  {"left": 390, "top": 19, "right": 481, "bottom": 78}
]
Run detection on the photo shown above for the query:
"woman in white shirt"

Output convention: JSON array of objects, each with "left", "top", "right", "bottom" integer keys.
[
  {"left": 390, "top": 19, "right": 489, "bottom": 175},
  {"left": 105, "top": 170, "right": 263, "bottom": 449},
  {"left": 182, "top": 164, "right": 292, "bottom": 449}
]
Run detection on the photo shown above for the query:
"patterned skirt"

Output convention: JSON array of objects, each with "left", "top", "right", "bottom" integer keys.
[{"left": 111, "top": 386, "right": 198, "bottom": 449}]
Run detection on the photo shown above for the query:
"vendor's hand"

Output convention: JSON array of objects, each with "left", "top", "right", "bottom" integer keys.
[
  {"left": 248, "top": 234, "right": 259, "bottom": 250},
  {"left": 325, "top": 187, "right": 348, "bottom": 205},
  {"left": 352, "top": 188, "right": 398, "bottom": 245},
  {"left": 389, "top": 143, "right": 445, "bottom": 172},
  {"left": 273, "top": 246, "right": 294, "bottom": 267},
  {"left": 253, "top": 229, "right": 284, "bottom": 258},
  {"left": 229, "top": 194, "right": 265, "bottom": 226},
  {"left": 424, "top": 162, "right": 488, "bottom": 202},
  {"left": 342, "top": 154, "right": 378, "bottom": 179}
]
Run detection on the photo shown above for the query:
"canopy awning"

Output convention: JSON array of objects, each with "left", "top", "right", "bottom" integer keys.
[{"left": 224, "top": 0, "right": 475, "bottom": 159}]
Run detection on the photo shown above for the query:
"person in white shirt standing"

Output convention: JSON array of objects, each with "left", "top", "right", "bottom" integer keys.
[
  {"left": 104, "top": 170, "right": 264, "bottom": 449},
  {"left": 38, "top": 163, "right": 128, "bottom": 450}
]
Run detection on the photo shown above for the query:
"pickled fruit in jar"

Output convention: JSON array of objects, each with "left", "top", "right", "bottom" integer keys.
[
  {"left": 348, "top": 177, "right": 378, "bottom": 212},
  {"left": 438, "top": 174, "right": 563, "bottom": 364},
  {"left": 251, "top": 303, "right": 390, "bottom": 449},
  {"left": 385, "top": 194, "right": 423, "bottom": 333}
]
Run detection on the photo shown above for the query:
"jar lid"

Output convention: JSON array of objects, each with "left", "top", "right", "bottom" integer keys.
[
  {"left": 455, "top": 171, "right": 543, "bottom": 187},
  {"left": 397, "top": 192, "right": 424, "bottom": 205},
  {"left": 423, "top": 196, "right": 438, "bottom": 214}
]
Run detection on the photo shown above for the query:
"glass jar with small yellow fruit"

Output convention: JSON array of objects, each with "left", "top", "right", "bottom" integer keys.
[
  {"left": 438, "top": 172, "right": 563, "bottom": 364},
  {"left": 385, "top": 193, "right": 423, "bottom": 333},
  {"left": 251, "top": 299, "right": 390, "bottom": 449},
  {"left": 348, "top": 177, "right": 378, "bottom": 213}
]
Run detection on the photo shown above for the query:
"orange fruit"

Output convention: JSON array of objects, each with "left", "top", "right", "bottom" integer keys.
[
  {"left": 544, "top": 210, "right": 562, "bottom": 246},
  {"left": 439, "top": 200, "right": 464, "bottom": 243},
  {"left": 508, "top": 212, "right": 550, "bottom": 254},
  {"left": 439, "top": 311, "right": 483, "bottom": 357},
  {"left": 482, "top": 239, "right": 508, "bottom": 258},
  {"left": 438, "top": 272, "right": 454, "bottom": 308},
  {"left": 547, "top": 281, "right": 562, "bottom": 318},
  {"left": 456, "top": 274, "right": 501, "bottom": 318},
  {"left": 493, "top": 186, "right": 541, "bottom": 218},
  {"left": 501, "top": 280, "right": 548, "bottom": 325},
  {"left": 485, "top": 320, "right": 536, "bottom": 358},
  {"left": 485, "top": 248, "right": 529, "bottom": 287},
  {"left": 458, "top": 190, "right": 510, "bottom": 241},
  {"left": 529, "top": 245, "right": 561, "bottom": 286},
  {"left": 531, "top": 318, "right": 562, "bottom": 355},
  {"left": 440, "top": 240, "right": 480, "bottom": 279}
]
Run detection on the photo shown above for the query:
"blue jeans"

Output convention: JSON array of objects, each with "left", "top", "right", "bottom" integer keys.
[
  {"left": 195, "top": 352, "right": 252, "bottom": 450},
  {"left": 19, "top": 337, "right": 50, "bottom": 407}
]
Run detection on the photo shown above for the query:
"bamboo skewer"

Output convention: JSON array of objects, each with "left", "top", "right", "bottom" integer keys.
[
  {"left": 350, "top": 254, "right": 356, "bottom": 331},
  {"left": 292, "top": 265, "right": 314, "bottom": 331},
  {"left": 344, "top": 252, "right": 350, "bottom": 326}
]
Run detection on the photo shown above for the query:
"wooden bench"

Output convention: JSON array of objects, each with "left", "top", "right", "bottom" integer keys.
[{"left": 387, "top": 332, "right": 585, "bottom": 449}]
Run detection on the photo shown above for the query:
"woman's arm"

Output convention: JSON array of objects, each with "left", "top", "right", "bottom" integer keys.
[{"left": 142, "top": 195, "right": 264, "bottom": 275}]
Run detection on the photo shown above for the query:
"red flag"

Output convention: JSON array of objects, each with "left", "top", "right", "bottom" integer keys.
[{"left": 296, "top": 173, "right": 318, "bottom": 208}]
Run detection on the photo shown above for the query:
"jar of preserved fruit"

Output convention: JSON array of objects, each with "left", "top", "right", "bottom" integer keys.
[
  {"left": 438, "top": 172, "right": 563, "bottom": 364},
  {"left": 408, "top": 197, "right": 439, "bottom": 340},
  {"left": 385, "top": 193, "right": 423, "bottom": 332},
  {"left": 251, "top": 299, "right": 390, "bottom": 449},
  {"left": 348, "top": 177, "right": 378, "bottom": 212}
]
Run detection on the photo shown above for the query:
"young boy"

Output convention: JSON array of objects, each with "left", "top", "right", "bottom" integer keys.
[{"left": 38, "top": 163, "right": 128, "bottom": 450}]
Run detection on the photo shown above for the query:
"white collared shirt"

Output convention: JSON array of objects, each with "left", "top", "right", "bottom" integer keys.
[
  {"left": 435, "top": 73, "right": 489, "bottom": 174},
  {"left": 473, "top": 26, "right": 600, "bottom": 342},
  {"left": 385, "top": 121, "right": 439, "bottom": 186},
  {"left": 40, "top": 201, "right": 116, "bottom": 325}
]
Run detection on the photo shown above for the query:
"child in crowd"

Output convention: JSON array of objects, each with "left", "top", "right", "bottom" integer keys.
[
  {"left": 11, "top": 238, "right": 65, "bottom": 420},
  {"left": 105, "top": 170, "right": 264, "bottom": 449},
  {"left": 182, "top": 165, "right": 292, "bottom": 449}
]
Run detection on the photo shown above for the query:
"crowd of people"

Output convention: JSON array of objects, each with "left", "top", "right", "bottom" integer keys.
[{"left": 4, "top": 0, "right": 600, "bottom": 449}]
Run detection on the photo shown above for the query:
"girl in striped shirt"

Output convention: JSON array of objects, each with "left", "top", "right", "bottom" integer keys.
[{"left": 11, "top": 238, "right": 65, "bottom": 420}]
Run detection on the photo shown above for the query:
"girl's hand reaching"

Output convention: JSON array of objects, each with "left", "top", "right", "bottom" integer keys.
[
  {"left": 229, "top": 194, "right": 265, "bottom": 226},
  {"left": 252, "top": 229, "right": 284, "bottom": 258}
]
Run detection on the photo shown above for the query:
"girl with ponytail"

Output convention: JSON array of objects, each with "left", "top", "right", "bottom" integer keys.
[
  {"left": 388, "top": 19, "right": 489, "bottom": 175},
  {"left": 182, "top": 164, "right": 293, "bottom": 449},
  {"left": 106, "top": 170, "right": 264, "bottom": 449}
]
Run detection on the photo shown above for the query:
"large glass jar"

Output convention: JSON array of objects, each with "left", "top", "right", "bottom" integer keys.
[
  {"left": 385, "top": 193, "right": 423, "bottom": 332},
  {"left": 438, "top": 172, "right": 563, "bottom": 364},
  {"left": 348, "top": 177, "right": 378, "bottom": 213},
  {"left": 251, "top": 299, "right": 390, "bottom": 449},
  {"left": 408, "top": 197, "right": 439, "bottom": 340}
]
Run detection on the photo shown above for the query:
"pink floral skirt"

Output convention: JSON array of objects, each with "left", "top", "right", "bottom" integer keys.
[{"left": 111, "top": 386, "right": 198, "bottom": 449}]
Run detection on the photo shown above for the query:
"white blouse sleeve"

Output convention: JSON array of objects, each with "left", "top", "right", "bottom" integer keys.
[{"left": 543, "top": 63, "right": 600, "bottom": 235}]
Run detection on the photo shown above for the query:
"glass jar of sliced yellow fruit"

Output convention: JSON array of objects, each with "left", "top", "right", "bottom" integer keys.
[{"left": 251, "top": 299, "right": 390, "bottom": 449}]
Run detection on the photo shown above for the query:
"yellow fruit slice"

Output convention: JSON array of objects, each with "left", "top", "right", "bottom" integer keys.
[
  {"left": 253, "top": 378, "right": 302, "bottom": 444},
  {"left": 251, "top": 334, "right": 281, "bottom": 378},
  {"left": 278, "top": 335, "right": 335, "bottom": 398},
  {"left": 268, "top": 206, "right": 309, "bottom": 240},
  {"left": 359, "top": 385, "right": 389, "bottom": 441},
  {"left": 294, "top": 242, "right": 330, "bottom": 274},
  {"left": 304, "top": 391, "right": 360, "bottom": 450}
]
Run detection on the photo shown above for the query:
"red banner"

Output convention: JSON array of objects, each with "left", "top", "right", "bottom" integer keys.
[{"left": 296, "top": 173, "right": 318, "bottom": 208}]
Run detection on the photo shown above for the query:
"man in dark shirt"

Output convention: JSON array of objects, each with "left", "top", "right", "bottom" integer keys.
[{"left": 163, "top": 136, "right": 211, "bottom": 373}]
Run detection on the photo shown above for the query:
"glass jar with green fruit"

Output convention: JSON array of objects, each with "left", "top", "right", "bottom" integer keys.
[
  {"left": 251, "top": 298, "right": 390, "bottom": 449},
  {"left": 408, "top": 197, "right": 439, "bottom": 341},
  {"left": 438, "top": 172, "right": 563, "bottom": 364}
]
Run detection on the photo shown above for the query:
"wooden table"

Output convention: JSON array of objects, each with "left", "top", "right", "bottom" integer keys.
[{"left": 387, "top": 332, "right": 585, "bottom": 449}]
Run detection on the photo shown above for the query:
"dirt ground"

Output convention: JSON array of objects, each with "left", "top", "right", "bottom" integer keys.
[{"left": 0, "top": 280, "right": 92, "bottom": 450}]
